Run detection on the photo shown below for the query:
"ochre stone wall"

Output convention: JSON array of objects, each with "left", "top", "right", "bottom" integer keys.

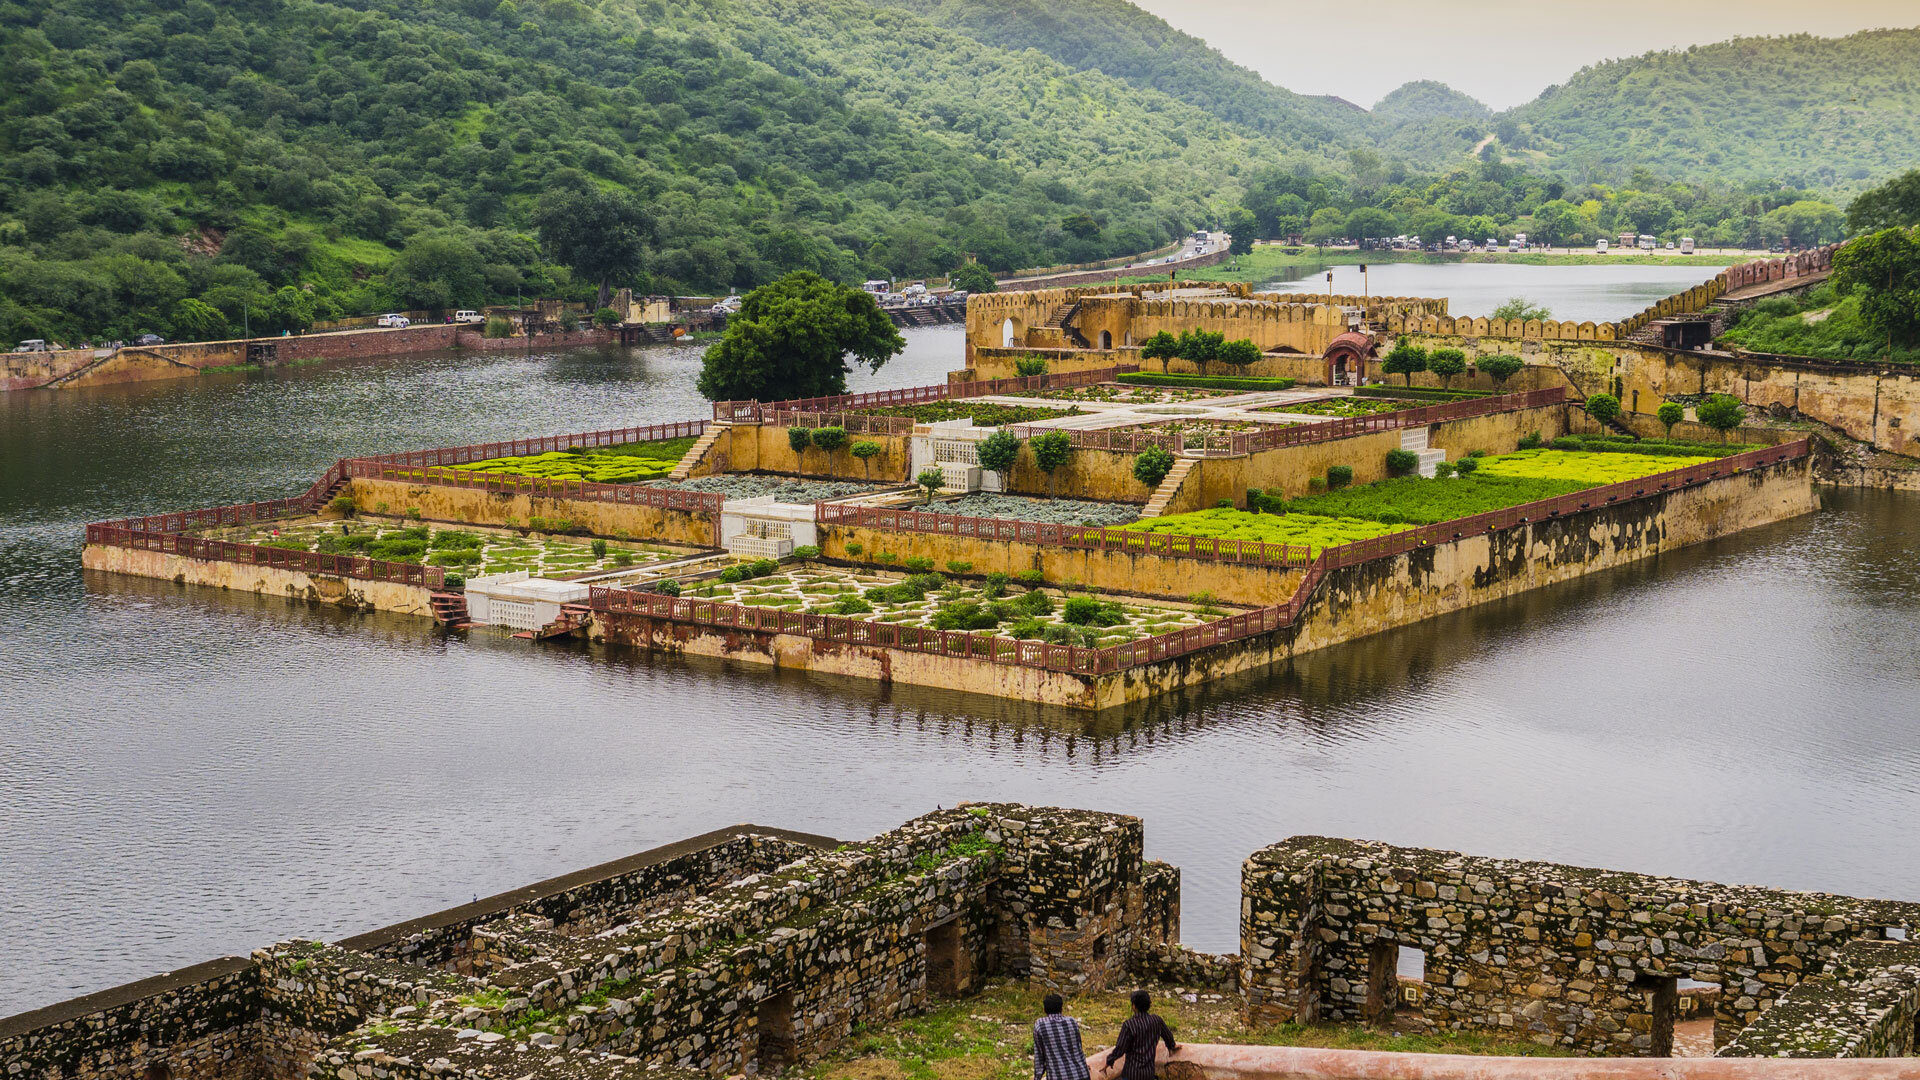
[
  {"left": 80, "top": 544, "right": 436, "bottom": 616},
  {"left": 699, "top": 425, "right": 912, "bottom": 483},
  {"left": 1241, "top": 834, "right": 1920, "bottom": 1054},
  {"left": 346, "top": 476, "right": 720, "bottom": 548}
]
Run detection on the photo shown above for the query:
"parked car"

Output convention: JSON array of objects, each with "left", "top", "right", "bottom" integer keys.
[
  {"left": 453, "top": 310, "right": 484, "bottom": 324},
  {"left": 136, "top": 333, "right": 166, "bottom": 346},
  {"left": 13, "top": 338, "right": 48, "bottom": 352},
  {"left": 378, "top": 313, "right": 410, "bottom": 328}
]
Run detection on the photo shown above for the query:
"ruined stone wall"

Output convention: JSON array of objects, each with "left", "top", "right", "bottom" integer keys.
[
  {"left": 1716, "top": 940, "right": 1920, "bottom": 1058},
  {"left": 0, "top": 959, "right": 260, "bottom": 1080},
  {"left": 1241, "top": 837, "right": 1920, "bottom": 1055}
]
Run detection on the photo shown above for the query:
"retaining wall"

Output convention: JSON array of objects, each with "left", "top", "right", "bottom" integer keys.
[
  {"left": 698, "top": 425, "right": 913, "bottom": 483},
  {"left": 79, "top": 544, "right": 436, "bottom": 616},
  {"left": 346, "top": 476, "right": 719, "bottom": 547}
]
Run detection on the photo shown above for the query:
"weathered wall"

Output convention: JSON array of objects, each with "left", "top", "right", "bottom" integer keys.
[
  {"left": 1715, "top": 940, "right": 1920, "bottom": 1058},
  {"left": 1240, "top": 835, "right": 1920, "bottom": 1055},
  {"left": 346, "top": 477, "right": 719, "bottom": 547},
  {"left": 80, "top": 543, "right": 437, "bottom": 616},
  {"left": 452, "top": 328, "right": 615, "bottom": 351},
  {"left": 699, "top": 426, "right": 913, "bottom": 483},
  {"left": 0, "top": 959, "right": 260, "bottom": 1080}
]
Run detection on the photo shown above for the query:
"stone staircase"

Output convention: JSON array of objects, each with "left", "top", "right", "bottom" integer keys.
[
  {"left": 1401, "top": 427, "right": 1448, "bottom": 478},
  {"left": 1139, "top": 457, "right": 1196, "bottom": 518},
  {"left": 1036, "top": 301, "right": 1091, "bottom": 348},
  {"left": 428, "top": 592, "right": 472, "bottom": 629},
  {"left": 669, "top": 425, "right": 726, "bottom": 481},
  {"left": 515, "top": 602, "right": 593, "bottom": 640}
]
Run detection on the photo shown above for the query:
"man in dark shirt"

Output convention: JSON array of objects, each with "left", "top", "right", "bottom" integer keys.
[{"left": 1105, "top": 991, "right": 1177, "bottom": 1080}]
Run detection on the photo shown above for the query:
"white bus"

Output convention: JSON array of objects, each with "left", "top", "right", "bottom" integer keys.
[
  {"left": 1679, "top": 237, "right": 1695, "bottom": 254},
  {"left": 1637, "top": 234, "right": 1657, "bottom": 250},
  {"left": 1595, "top": 238, "right": 1608, "bottom": 253}
]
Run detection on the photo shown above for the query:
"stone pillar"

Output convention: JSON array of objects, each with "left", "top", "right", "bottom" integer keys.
[
  {"left": 1240, "top": 848, "right": 1324, "bottom": 1026},
  {"left": 989, "top": 807, "right": 1145, "bottom": 992}
]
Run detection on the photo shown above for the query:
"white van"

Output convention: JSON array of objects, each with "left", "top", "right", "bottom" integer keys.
[
  {"left": 453, "top": 310, "right": 484, "bottom": 324},
  {"left": 1596, "top": 238, "right": 1608, "bottom": 253},
  {"left": 14, "top": 338, "right": 48, "bottom": 352},
  {"left": 1679, "top": 237, "right": 1695, "bottom": 254},
  {"left": 1485, "top": 237, "right": 1499, "bottom": 251}
]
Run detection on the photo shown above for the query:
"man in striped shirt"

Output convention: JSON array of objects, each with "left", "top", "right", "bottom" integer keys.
[
  {"left": 1105, "top": 991, "right": 1178, "bottom": 1080},
  {"left": 1031, "top": 994, "right": 1090, "bottom": 1080}
]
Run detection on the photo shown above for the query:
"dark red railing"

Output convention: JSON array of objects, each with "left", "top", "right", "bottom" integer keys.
[
  {"left": 84, "top": 522, "right": 445, "bottom": 588},
  {"left": 816, "top": 502, "right": 1318, "bottom": 568},
  {"left": 350, "top": 420, "right": 707, "bottom": 471},
  {"left": 713, "top": 366, "right": 1140, "bottom": 423}
]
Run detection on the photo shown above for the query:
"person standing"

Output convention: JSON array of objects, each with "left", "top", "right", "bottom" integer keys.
[
  {"left": 1032, "top": 994, "right": 1091, "bottom": 1080},
  {"left": 1105, "top": 991, "right": 1177, "bottom": 1080}
]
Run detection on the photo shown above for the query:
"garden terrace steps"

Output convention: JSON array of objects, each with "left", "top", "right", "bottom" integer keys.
[
  {"left": 667, "top": 426, "right": 727, "bottom": 481},
  {"left": 429, "top": 591, "right": 472, "bottom": 628},
  {"left": 1398, "top": 427, "right": 1448, "bottom": 478},
  {"left": 1140, "top": 457, "right": 1196, "bottom": 519}
]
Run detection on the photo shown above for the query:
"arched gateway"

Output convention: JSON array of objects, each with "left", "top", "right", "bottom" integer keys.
[{"left": 1324, "top": 331, "right": 1377, "bottom": 386}]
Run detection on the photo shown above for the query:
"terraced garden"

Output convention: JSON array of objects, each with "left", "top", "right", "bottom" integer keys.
[
  {"left": 221, "top": 520, "right": 685, "bottom": 578},
  {"left": 861, "top": 402, "right": 1080, "bottom": 425},
  {"left": 1134, "top": 417, "right": 1292, "bottom": 437},
  {"left": 1008, "top": 384, "right": 1230, "bottom": 405},
  {"left": 1275, "top": 449, "right": 1718, "bottom": 525},
  {"left": 673, "top": 565, "right": 1222, "bottom": 646},
  {"left": 649, "top": 476, "right": 896, "bottom": 501},
  {"left": 444, "top": 436, "right": 698, "bottom": 483},
  {"left": 936, "top": 493, "right": 1141, "bottom": 526},
  {"left": 1258, "top": 397, "right": 1426, "bottom": 418},
  {"left": 1113, "top": 508, "right": 1410, "bottom": 554}
]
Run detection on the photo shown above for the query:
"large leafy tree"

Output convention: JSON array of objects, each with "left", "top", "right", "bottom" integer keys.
[
  {"left": 1847, "top": 170, "right": 1920, "bottom": 234},
  {"left": 948, "top": 263, "right": 996, "bottom": 293},
  {"left": 696, "top": 272, "right": 905, "bottom": 402},
  {"left": 1831, "top": 226, "right": 1920, "bottom": 352},
  {"left": 532, "top": 173, "right": 652, "bottom": 310}
]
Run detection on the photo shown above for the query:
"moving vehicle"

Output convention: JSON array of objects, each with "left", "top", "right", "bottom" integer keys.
[
  {"left": 377, "top": 313, "right": 410, "bottom": 328},
  {"left": 453, "top": 310, "right": 484, "bottom": 324},
  {"left": 1596, "top": 238, "right": 1609, "bottom": 253},
  {"left": 136, "top": 333, "right": 166, "bottom": 346},
  {"left": 1679, "top": 237, "right": 1695, "bottom": 254}
]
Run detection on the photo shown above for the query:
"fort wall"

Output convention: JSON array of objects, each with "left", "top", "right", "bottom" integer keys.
[
  {"left": 344, "top": 476, "right": 720, "bottom": 548},
  {"left": 79, "top": 543, "right": 437, "bottom": 616}
]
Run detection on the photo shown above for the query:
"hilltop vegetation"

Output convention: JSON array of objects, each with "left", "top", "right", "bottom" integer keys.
[
  {"left": 1501, "top": 29, "right": 1920, "bottom": 189},
  {"left": 0, "top": 0, "right": 1277, "bottom": 342}
]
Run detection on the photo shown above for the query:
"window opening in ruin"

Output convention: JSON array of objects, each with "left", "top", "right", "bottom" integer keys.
[
  {"left": 1099, "top": 330, "right": 1112, "bottom": 350},
  {"left": 1002, "top": 319, "right": 1016, "bottom": 348},
  {"left": 1364, "top": 941, "right": 1398, "bottom": 1027},
  {"left": 1091, "top": 933, "right": 1109, "bottom": 961},
  {"left": 144, "top": 1064, "right": 172, "bottom": 1080},
  {"left": 925, "top": 918, "right": 963, "bottom": 998},
  {"left": 1888, "top": 927, "right": 1910, "bottom": 941},
  {"left": 1636, "top": 974, "right": 1678, "bottom": 1057},
  {"left": 755, "top": 990, "right": 795, "bottom": 1073}
]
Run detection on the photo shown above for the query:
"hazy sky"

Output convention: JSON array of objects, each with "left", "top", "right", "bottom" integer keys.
[{"left": 1128, "top": 0, "right": 1920, "bottom": 111}]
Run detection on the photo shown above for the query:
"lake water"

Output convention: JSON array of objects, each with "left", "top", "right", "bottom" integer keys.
[
  {"left": 5, "top": 302, "right": 1920, "bottom": 1017},
  {"left": 1262, "top": 262, "right": 1722, "bottom": 322}
]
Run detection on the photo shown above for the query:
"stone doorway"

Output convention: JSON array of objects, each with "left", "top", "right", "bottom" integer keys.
[
  {"left": 756, "top": 990, "right": 795, "bottom": 1073},
  {"left": 924, "top": 918, "right": 968, "bottom": 998}
]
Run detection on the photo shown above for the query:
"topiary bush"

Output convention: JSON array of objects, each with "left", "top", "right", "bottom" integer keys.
[
  {"left": 810, "top": 426, "right": 848, "bottom": 454},
  {"left": 1454, "top": 456, "right": 1479, "bottom": 476},
  {"left": 945, "top": 560, "right": 973, "bottom": 575},
  {"left": 1013, "top": 355, "right": 1048, "bottom": 377},
  {"left": 1014, "top": 569, "right": 1045, "bottom": 585},
  {"left": 791, "top": 544, "right": 821, "bottom": 559},
  {"left": 1517, "top": 430, "right": 1544, "bottom": 450},
  {"left": 788, "top": 426, "right": 812, "bottom": 453},
  {"left": 1385, "top": 448, "right": 1419, "bottom": 476},
  {"left": 976, "top": 429, "right": 1022, "bottom": 474},
  {"left": 1326, "top": 465, "right": 1353, "bottom": 490},
  {"left": 1133, "top": 445, "right": 1176, "bottom": 489},
  {"left": 651, "top": 578, "right": 682, "bottom": 597},
  {"left": 1061, "top": 596, "right": 1126, "bottom": 627},
  {"left": 903, "top": 556, "right": 936, "bottom": 572},
  {"left": 1433, "top": 461, "right": 1456, "bottom": 479}
]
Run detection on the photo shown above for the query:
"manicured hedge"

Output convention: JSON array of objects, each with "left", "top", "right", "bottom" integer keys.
[
  {"left": 452, "top": 437, "right": 699, "bottom": 483},
  {"left": 1352, "top": 386, "right": 1496, "bottom": 401},
  {"left": 1550, "top": 434, "right": 1759, "bottom": 459},
  {"left": 1113, "top": 507, "right": 1410, "bottom": 554},
  {"left": 1274, "top": 449, "right": 1712, "bottom": 525},
  {"left": 1116, "top": 373, "right": 1298, "bottom": 391}
]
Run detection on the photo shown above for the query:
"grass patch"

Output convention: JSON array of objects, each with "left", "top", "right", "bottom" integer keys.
[
  {"left": 863, "top": 402, "right": 1079, "bottom": 425},
  {"left": 449, "top": 436, "right": 698, "bottom": 483},
  {"left": 1115, "top": 509, "right": 1409, "bottom": 553},
  {"left": 1116, "top": 372, "right": 1297, "bottom": 391}
]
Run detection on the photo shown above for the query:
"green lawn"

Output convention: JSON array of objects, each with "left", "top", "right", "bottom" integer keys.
[
  {"left": 1277, "top": 450, "right": 1713, "bottom": 525},
  {"left": 1114, "top": 509, "right": 1409, "bottom": 554},
  {"left": 448, "top": 437, "right": 699, "bottom": 484}
]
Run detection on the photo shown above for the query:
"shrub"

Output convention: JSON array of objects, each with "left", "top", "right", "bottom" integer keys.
[
  {"left": 1657, "top": 400, "right": 1685, "bottom": 437},
  {"left": 1061, "top": 596, "right": 1125, "bottom": 626},
  {"left": 1551, "top": 436, "right": 1582, "bottom": 451},
  {"left": 482, "top": 315, "right": 514, "bottom": 339},
  {"left": 1013, "top": 588, "right": 1053, "bottom": 615},
  {"left": 1385, "top": 448, "right": 1419, "bottom": 476},
  {"left": 1133, "top": 445, "right": 1176, "bottom": 489},
  {"left": 903, "top": 556, "right": 936, "bottom": 572},
  {"left": 1467, "top": 449, "right": 1488, "bottom": 458},
  {"left": 1326, "top": 465, "right": 1353, "bottom": 490},
  {"left": 1007, "top": 618, "right": 1048, "bottom": 639},
  {"left": 915, "top": 466, "right": 947, "bottom": 503},
  {"left": 1454, "top": 457, "right": 1480, "bottom": 476},
  {"left": 407, "top": 508, "right": 422, "bottom": 520},
  {"left": 429, "top": 550, "right": 481, "bottom": 566},
  {"left": 792, "top": 544, "right": 821, "bottom": 559},
  {"left": 1030, "top": 430, "right": 1073, "bottom": 494},
  {"left": 592, "top": 307, "right": 620, "bottom": 328},
  {"left": 1696, "top": 394, "right": 1745, "bottom": 441},
  {"left": 747, "top": 558, "right": 778, "bottom": 577},
  {"left": 1478, "top": 354, "right": 1524, "bottom": 385},
  {"left": 1428, "top": 348, "right": 1467, "bottom": 388},
  {"left": 787, "top": 426, "right": 812, "bottom": 453},
  {"left": 902, "top": 572, "right": 944, "bottom": 594},
  {"left": 945, "top": 560, "right": 974, "bottom": 575},
  {"left": 982, "top": 572, "right": 1010, "bottom": 598},
  {"left": 1216, "top": 338, "right": 1261, "bottom": 371},
  {"left": 1013, "top": 355, "right": 1048, "bottom": 377},
  {"left": 849, "top": 441, "right": 882, "bottom": 475},
  {"left": 431, "top": 531, "right": 483, "bottom": 550},
  {"left": 844, "top": 542, "right": 864, "bottom": 556},
  {"left": 1308, "top": 476, "right": 1327, "bottom": 493},
  {"left": 1585, "top": 393, "right": 1623, "bottom": 428},
  {"left": 1381, "top": 341, "right": 1428, "bottom": 386},
  {"left": 1114, "top": 372, "right": 1296, "bottom": 391},
  {"left": 1216, "top": 498, "right": 1234, "bottom": 508},
  {"left": 329, "top": 494, "right": 356, "bottom": 516},
  {"left": 442, "top": 573, "right": 465, "bottom": 588},
  {"left": 1516, "top": 430, "right": 1544, "bottom": 450},
  {"left": 1014, "top": 569, "right": 1045, "bottom": 585},
  {"left": 875, "top": 550, "right": 898, "bottom": 564},
  {"left": 932, "top": 600, "right": 1000, "bottom": 631},
  {"left": 612, "top": 551, "right": 635, "bottom": 567},
  {"left": 830, "top": 595, "right": 873, "bottom": 615},
  {"left": 810, "top": 426, "right": 848, "bottom": 454},
  {"left": 718, "top": 566, "right": 747, "bottom": 583},
  {"left": 1433, "top": 461, "right": 1456, "bottom": 479},
  {"left": 1374, "top": 510, "right": 1405, "bottom": 524},
  {"left": 651, "top": 578, "right": 681, "bottom": 597},
  {"left": 591, "top": 538, "right": 609, "bottom": 557},
  {"left": 976, "top": 429, "right": 1022, "bottom": 474}
]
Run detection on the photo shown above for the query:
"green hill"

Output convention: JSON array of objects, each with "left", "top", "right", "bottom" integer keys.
[
  {"left": 1503, "top": 29, "right": 1920, "bottom": 189},
  {"left": 0, "top": 0, "right": 1280, "bottom": 343}
]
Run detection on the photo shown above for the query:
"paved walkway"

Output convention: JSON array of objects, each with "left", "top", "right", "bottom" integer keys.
[{"left": 1722, "top": 270, "right": 1829, "bottom": 303}]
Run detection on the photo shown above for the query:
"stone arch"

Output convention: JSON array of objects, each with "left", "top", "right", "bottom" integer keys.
[
  {"left": 1324, "top": 331, "right": 1376, "bottom": 387},
  {"left": 1001, "top": 318, "right": 1017, "bottom": 348},
  {"left": 1098, "top": 330, "right": 1112, "bottom": 350}
]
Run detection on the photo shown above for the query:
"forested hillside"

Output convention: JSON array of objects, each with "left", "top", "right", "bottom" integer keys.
[
  {"left": 1503, "top": 29, "right": 1920, "bottom": 189},
  {"left": 0, "top": 0, "right": 1278, "bottom": 343}
]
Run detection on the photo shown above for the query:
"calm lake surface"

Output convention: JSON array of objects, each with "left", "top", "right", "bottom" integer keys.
[
  {"left": 1263, "top": 261, "right": 1723, "bottom": 322},
  {"left": 5, "top": 304, "right": 1920, "bottom": 1016}
]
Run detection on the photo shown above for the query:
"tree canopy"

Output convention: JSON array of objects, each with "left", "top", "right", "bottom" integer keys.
[{"left": 696, "top": 271, "right": 904, "bottom": 402}]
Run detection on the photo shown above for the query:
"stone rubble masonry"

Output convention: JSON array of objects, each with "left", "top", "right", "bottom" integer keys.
[
  {"left": 1715, "top": 941, "right": 1920, "bottom": 1058},
  {"left": 12, "top": 809, "right": 1920, "bottom": 1080},
  {"left": 1240, "top": 836, "right": 1920, "bottom": 1057}
]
